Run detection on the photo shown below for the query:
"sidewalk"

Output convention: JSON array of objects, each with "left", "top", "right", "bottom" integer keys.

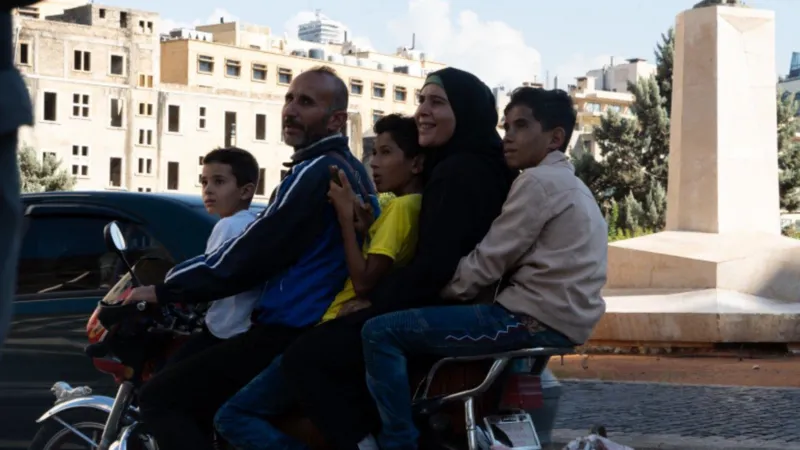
[{"left": 552, "top": 379, "right": 800, "bottom": 449}]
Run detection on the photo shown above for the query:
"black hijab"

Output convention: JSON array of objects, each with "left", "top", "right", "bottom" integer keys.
[{"left": 420, "top": 67, "right": 504, "bottom": 178}]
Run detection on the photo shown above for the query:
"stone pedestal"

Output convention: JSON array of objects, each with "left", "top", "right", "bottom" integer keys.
[{"left": 595, "top": 5, "right": 800, "bottom": 345}]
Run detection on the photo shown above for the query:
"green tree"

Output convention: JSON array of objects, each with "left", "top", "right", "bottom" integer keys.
[
  {"left": 17, "top": 144, "right": 75, "bottom": 192},
  {"left": 777, "top": 90, "right": 800, "bottom": 211},
  {"left": 654, "top": 27, "right": 675, "bottom": 117}
]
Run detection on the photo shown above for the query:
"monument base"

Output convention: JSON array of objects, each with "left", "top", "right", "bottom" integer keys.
[
  {"left": 590, "top": 288, "right": 800, "bottom": 344},
  {"left": 595, "top": 231, "right": 800, "bottom": 344}
]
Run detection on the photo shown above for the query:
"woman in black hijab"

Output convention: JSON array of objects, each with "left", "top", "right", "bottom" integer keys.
[{"left": 280, "top": 67, "right": 515, "bottom": 449}]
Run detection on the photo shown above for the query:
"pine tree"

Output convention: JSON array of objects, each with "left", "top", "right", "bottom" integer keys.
[
  {"left": 654, "top": 28, "right": 675, "bottom": 117},
  {"left": 777, "top": 90, "right": 800, "bottom": 211},
  {"left": 17, "top": 144, "right": 75, "bottom": 192}
]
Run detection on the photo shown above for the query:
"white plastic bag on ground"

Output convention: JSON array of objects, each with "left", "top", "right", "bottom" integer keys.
[{"left": 560, "top": 434, "right": 634, "bottom": 450}]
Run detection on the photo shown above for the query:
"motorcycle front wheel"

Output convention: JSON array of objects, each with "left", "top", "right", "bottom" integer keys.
[{"left": 29, "top": 408, "right": 109, "bottom": 450}]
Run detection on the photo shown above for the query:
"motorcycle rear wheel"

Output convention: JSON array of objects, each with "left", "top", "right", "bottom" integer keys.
[{"left": 29, "top": 408, "right": 109, "bottom": 450}]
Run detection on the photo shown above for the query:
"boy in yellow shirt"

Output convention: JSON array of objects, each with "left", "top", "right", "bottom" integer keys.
[
  {"left": 323, "top": 115, "right": 424, "bottom": 321},
  {"left": 215, "top": 114, "right": 424, "bottom": 450}
]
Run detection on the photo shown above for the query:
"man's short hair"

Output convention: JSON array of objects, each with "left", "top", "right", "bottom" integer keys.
[
  {"left": 203, "top": 147, "right": 260, "bottom": 187},
  {"left": 373, "top": 114, "right": 423, "bottom": 158},
  {"left": 306, "top": 65, "right": 348, "bottom": 112},
  {"left": 505, "top": 87, "right": 576, "bottom": 152}
]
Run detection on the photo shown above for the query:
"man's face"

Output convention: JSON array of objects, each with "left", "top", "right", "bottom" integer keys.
[
  {"left": 502, "top": 105, "right": 563, "bottom": 170},
  {"left": 282, "top": 72, "right": 344, "bottom": 149}
]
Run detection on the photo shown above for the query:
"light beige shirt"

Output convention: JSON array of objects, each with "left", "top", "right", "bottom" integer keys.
[{"left": 442, "top": 151, "right": 608, "bottom": 344}]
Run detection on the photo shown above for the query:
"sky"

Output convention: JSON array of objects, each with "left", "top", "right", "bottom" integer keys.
[{"left": 98, "top": 0, "right": 800, "bottom": 89}]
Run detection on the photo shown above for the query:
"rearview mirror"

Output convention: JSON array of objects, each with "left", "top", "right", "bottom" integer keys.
[
  {"left": 104, "top": 221, "right": 127, "bottom": 252},
  {"left": 103, "top": 220, "right": 142, "bottom": 286}
]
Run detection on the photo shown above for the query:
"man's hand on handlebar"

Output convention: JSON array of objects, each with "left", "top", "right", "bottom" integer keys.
[{"left": 122, "top": 286, "right": 158, "bottom": 305}]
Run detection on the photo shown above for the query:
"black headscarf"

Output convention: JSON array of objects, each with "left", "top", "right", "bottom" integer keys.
[{"left": 420, "top": 67, "right": 504, "bottom": 178}]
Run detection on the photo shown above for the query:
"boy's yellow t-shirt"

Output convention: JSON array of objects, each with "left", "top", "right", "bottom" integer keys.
[{"left": 321, "top": 193, "right": 422, "bottom": 322}]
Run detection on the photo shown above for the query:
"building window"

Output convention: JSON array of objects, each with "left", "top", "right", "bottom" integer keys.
[
  {"left": 167, "top": 105, "right": 180, "bottom": 133},
  {"left": 109, "top": 157, "right": 122, "bottom": 187},
  {"left": 415, "top": 89, "right": 422, "bottom": 105},
  {"left": 277, "top": 67, "right": 292, "bottom": 85},
  {"left": 109, "top": 98, "right": 123, "bottom": 128},
  {"left": 350, "top": 79, "right": 363, "bottom": 96},
  {"left": 42, "top": 151, "right": 56, "bottom": 164},
  {"left": 71, "top": 145, "right": 89, "bottom": 177},
  {"left": 372, "top": 109, "right": 385, "bottom": 126},
  {"left": 224, "top": 111, "right": 237, "bottom": 148},
  {"left": 196, "top": 156, "right": 204, "bottom": 185},
  {"left": 256, "top": 168, "right": 266, "bottom": 196},
  {"left": 198, "top": 106, "right": 207, "bottom": 129},
  {"left": 18, "top": 42, "right": 30, "bottom": 65},
  {"left": 137, "top": 74, "right": 153, "bottom": 88},
  {"left": 43, "top": 92, "right": 57, "bottom": 122},
  {"left": 255, "top": 114, "right": 266, "bottom": 141},
  {"left": 198, "top": 55, "right": 214, "bottom": 74},
  {"left": 119, "top": 11, "right": 128, "bottom": 28},
  {"left": 99, "top": 8, "right": 106, "bottom": 18},
  {"left": 225, "top": 59, "right": 241, "bottom": 78},
  {"left": 394, "top": 86, "right": 407, "bottom": 102},
  {"left": 109, "top": 54, "right": 125, "bottom": 75},
  {"left": 71, "top": 93, "right": 90, "bottom": 118},
  {"left": 137, "top": 129, "right": 153, "bottom": 146},
  {"left": 138, "top": 102, "right": 154, "bottom": 117},
  {"left": 585, "top": 102, "right": 601, "bottom": 113},
  {"left": 252, "top": 63, "right": 267, "bottom": 81},
  {"left": 137, "top": 187, "right": 153, "bottom": 192},
  {"left": 167, "top": 162, "right": 179, "bottom": 190},
  {"left": 607, "top": 105, "right": 621, "bottom": 114},
  {"left": 73, "top": 50, "right": 91, "bottom": 72},
  {"left": 137, "top": 157, "right": 153, "bottom": 175},
  {"left": 372, "top": 82, "right": 385, "bottom": 99}
]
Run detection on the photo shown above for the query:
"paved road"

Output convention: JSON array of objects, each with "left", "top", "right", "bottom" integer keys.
[
  {"left": 0, "top": 314, "right": 114, "bottom": 448},
  {"left": 554, "top": 380, "right": 800, "bottom": 448}
]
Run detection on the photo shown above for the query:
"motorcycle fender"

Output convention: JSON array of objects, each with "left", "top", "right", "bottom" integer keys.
[{"left": 36, "top": 395, "right": 117, "bottom": 423}]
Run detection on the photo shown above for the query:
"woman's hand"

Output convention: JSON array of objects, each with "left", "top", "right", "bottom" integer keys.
[
  {"left": 327, "top": 166, "right": 357, "bottom": 224},
  {"left": 336, "top": 299, "right": 372, "bottom": 318}
]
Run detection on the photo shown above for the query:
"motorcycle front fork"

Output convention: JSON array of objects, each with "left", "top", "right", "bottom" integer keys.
[{"left": 98, "top": 382, "right": 135, "bottom": 450}]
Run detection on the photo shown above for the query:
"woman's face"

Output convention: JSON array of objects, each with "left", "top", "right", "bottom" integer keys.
[{"left": 414, "top": 84, "right": 456, "bottom": 148}]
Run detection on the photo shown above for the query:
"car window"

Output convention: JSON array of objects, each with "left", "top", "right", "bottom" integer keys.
[{"left": 16, "top": 215, "right": 170, "bottom": 297}]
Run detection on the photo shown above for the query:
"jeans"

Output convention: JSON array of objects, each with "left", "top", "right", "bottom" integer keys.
[
  {"left": 361, "top": 304, "right": 574, "bottom": 450},
  {"left": 0, "top": 131, "right": 22, "bottom": 356},
  {"left": 139, "top": 325, "right": 303, "bottom": 450},
  {"left": 214, "top": 355, "right": 308, "bottom": 450}
]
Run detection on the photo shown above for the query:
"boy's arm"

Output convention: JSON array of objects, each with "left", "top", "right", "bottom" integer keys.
[
  {"left": 443, "top": 174, "right": 549, "bottom": 300},
  {"left": 343, "top": 199, "right": 413, "bottom": 298},
  {"left": 154, "top": 161, "right": 331, "bottom": 305}
]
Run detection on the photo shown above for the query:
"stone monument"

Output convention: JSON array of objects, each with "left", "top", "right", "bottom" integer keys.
[{"left": 591, "top": 4, "right": 800, "bottom": 345}]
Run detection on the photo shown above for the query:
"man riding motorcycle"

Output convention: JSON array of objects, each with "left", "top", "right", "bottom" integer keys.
[{"left": 123, "top": 65, "right": 379, "bottom": 450}]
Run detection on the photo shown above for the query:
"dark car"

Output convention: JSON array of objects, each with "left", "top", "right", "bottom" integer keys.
[{"left": 0, "top": 191, "right": 266, "bottom": 449}]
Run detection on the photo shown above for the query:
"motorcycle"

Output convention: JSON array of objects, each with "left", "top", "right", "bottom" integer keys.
[{"left": 30, "top": 220, "right": 574, "bottom": 450}]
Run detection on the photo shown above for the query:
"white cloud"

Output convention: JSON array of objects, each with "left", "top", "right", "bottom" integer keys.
[
  {"left": 158, "top": 8, "right": 239, "bottom": 35},
  {"left": 282, "top": 11, "right": 374, "bottom": 50},
  {"left": 553, "top": 53, "right": 625, "bottom": 88},
  {"left": 387, "top": 0, "right": 541, "bottom": 89}
]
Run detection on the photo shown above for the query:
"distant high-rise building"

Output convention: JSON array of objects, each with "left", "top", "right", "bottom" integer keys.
[
  {"left": 297, "top": 10, "right": 345, "bottom": 44},
  {"left": 788, "top": 51, "right": 800, "bottom": 81}
]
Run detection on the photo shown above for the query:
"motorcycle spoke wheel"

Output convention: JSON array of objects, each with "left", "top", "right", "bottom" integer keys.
[{"left": 43, "top": 420, "right": 104, "bottom": 449}]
